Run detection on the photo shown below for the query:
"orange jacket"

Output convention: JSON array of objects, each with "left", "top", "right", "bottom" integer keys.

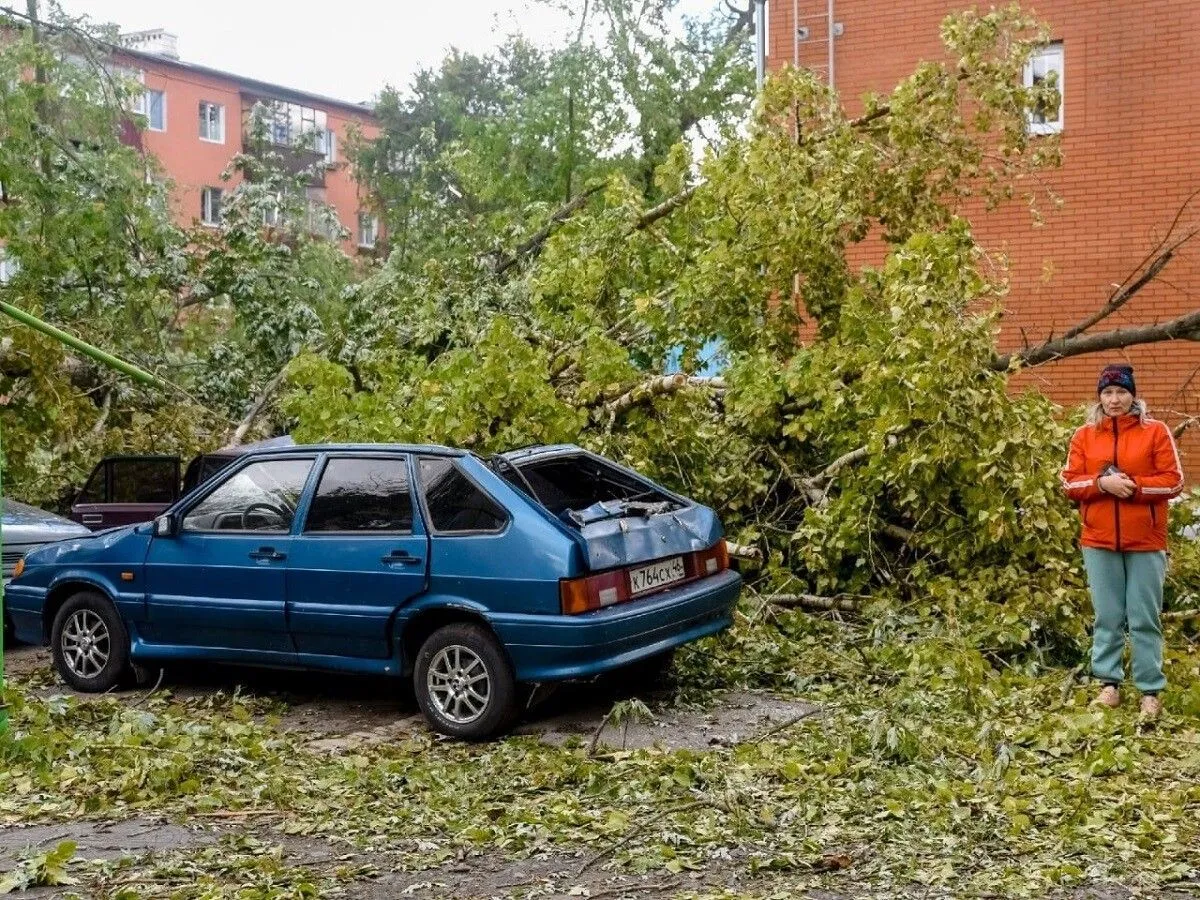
[{"left": 1060, "top": 412, "right": 1184, "bottom": 551}]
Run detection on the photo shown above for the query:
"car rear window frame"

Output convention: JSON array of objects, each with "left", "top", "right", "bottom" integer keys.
[
  {"left": 497, "top": 451, "right": 682, "bottom": 524},
  {"left": 416, "top": 456, "right": 510, "bottom": 537}
]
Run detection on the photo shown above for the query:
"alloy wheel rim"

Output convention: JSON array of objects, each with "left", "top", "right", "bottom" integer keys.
[
  {"left": 61, "top": 609, "right": 111, "bottom": 679},
  {"left": 427, "top": 645, "right": 490, "bottom": 724}
]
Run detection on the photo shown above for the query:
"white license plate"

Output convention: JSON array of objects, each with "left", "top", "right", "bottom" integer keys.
[{"left": 628, "top": 556, "right": 686, "bottom": 595}]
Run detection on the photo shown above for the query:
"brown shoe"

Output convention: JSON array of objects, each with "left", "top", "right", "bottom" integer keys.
[
  {"left": 1094, "top": 685, "right": 1121, "bottom": 708},
  {"left": 1140, "top": 695, "right": 1162, "bottom": 719}
]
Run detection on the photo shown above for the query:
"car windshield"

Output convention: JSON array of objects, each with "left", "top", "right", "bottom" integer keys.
[{"left": 490, "top": 454, "right": 682, "bottom": 526}]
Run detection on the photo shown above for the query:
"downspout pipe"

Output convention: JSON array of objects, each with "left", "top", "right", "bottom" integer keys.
[{"left": 755, "top": 0, "right": 767, "bottom": 89}]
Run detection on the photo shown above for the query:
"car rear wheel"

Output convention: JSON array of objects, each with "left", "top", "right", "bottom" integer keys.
[
  {"left": 51, "top": 591, "right": 131, "bottom": 692},
  {"left": 414, "top": 622, "right": 517, "bottom": 740}
]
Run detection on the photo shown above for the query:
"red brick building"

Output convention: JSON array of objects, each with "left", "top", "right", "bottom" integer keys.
[
  {"left": 768, "top": 0, "right": 1200, "bottom": 469},
  {"left": 114, "top": 30, "right": 381, "bottom": 256}
]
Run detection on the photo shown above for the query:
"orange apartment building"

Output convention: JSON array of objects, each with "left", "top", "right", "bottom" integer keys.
[
  {"left": 114, "top": 29, "right": 381, "bottom": 255},
  {"left": 767, "top": 0, "right": 1200, "bottom": 469}
]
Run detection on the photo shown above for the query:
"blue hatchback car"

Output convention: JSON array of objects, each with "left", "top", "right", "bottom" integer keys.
[{"left": 7, "top": 444, "right": 741, "bottom": 738}]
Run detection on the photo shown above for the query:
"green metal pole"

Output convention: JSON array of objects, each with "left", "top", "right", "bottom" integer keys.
[
  {"left": 0, "top": 300, "right": 180, "bottom": 733},
  {"left": 0, "top": 301, "right": 169, "bottom": 390}
]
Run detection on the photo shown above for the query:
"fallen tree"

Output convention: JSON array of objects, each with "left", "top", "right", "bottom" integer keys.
[{"left": 274, "top": 7, "right": 1200, "bottom": 660}]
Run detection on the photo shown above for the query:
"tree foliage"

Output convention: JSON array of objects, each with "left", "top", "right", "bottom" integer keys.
[
  {"left": 0, "top": 6, "right": 364, "bottom": 506},
  {"left": 350, "top": 0, "right": 755, "bottom": 273},
  {"left": 282, "top": 5, "right": 1106, "bottom": 657}
]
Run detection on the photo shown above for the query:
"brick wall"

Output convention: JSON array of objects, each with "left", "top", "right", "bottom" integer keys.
[
  {"left": 116, "top": 51, "right": 379, "bottom": 257},
  {"left": 769, "top": 0, "right": 1200, "bottom": 476}
]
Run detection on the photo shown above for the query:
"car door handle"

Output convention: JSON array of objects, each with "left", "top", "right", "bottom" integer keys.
[
  {"left": 381, "top": 550, "right": 422, "bottom": 566},
  {"left": 82, "top": 514, "right": 103, "bottom": 525},
  {"left": 248, "top": 547, "right": 286, "bottom": 561}
]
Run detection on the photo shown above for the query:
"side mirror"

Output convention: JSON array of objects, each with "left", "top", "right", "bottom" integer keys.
[{"left": 153, "top": 515, "right": 176, "bottom": 537}]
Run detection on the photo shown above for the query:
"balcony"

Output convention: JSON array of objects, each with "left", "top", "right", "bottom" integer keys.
[{"left": 240, "top": 94, "right": 334, "bottom": 186}]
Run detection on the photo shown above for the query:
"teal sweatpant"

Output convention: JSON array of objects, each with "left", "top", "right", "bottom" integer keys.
[{"left": 1082, "top": 547, "right": 1167, "bottom": 694}]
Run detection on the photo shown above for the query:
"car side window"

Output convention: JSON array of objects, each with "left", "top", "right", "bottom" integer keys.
[
  {"left": 182, "top": 459, "right": 313, "bottom": 533},
  {"left": 418, "top": 458, "right": 507, "bottom": 533},
  {"left": 304, "top": 457, "right": 413, "bottom": 532},
  {"left": 77, "top": 463, "right": 107, "bottom": 504},
  {"left": 111, "top": 458, "right": 178, "bottom": 504}
]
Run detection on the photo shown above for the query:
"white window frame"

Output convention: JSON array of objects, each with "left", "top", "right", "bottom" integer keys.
[
  {"left": 199, "top": 101, "right": 225, "bottom": 144},
  {"left": 357, "top": 212, "right": 378, "bottom": 249},
  {"left": 318, "top": 128, "right": 337, "bottom": 166},
  {"left": 200, "top": 186, "right": 223, "bottom": 227},
  {"left": 143, "top": 88, "right": 167, "bottom": 132},
  {"left": 1024, "top": 42, "right": 1064, "bottom": 135}
]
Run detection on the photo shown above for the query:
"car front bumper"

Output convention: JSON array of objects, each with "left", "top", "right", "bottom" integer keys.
[{"left": 492, "top": 568, "right": 741, "bottom": 682}]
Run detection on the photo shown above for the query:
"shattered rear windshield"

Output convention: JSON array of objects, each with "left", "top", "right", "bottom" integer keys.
[{"left": 492, "top": 454, "right": 683, "bottom": 523}]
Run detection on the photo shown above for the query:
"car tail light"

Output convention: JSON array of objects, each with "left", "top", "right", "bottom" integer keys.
[
  {"left": 560, "top": 568, "right": 631, "bottom": 614},
  {"left": 559, "top": 539, "right": 730, "bottom": 615},
  {"left": 12, "top": 558, "right": 24, "bottom": 579},
  {"left": 694, "top": 539, "right": 729, "bottom": 576}
]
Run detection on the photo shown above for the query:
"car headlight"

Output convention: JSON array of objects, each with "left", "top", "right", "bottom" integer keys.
[{"left": 12, "top": 558, "right": 24, "bottom": 579}]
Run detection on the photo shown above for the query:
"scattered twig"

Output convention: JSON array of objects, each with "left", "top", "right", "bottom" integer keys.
[
  {"left": 83, "top": 743, "right": 189, "bottom": 757},
  {"left": 1164, "top": 608, "right": 1200, "bottom": 621},
  {"left": 587, "top": 708, "right": 618, "bottom": 757},
  {"left": 747, "top": 706, "right": 825, "bottom": 744},
  {"left": 586, "top": 877, "right": 681, "bottom": 899},
  {"left": 127, "top": 666, "right": 165, "bottom": 709},
  {"left": 576, "top": 800, "right": 708, "bottom": 875}
]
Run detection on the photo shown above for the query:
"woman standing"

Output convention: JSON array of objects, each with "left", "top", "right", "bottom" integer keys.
[{"left": 1060, "top": 364, "right": 1184, "bottom": 717}]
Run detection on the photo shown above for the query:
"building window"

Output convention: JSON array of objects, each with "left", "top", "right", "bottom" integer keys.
[
  {"left": 141, "top": 88, "right": 166, "bottom": 131},
  {"left": 357, "top": 213, "right": 378, "bottom": 249},
  {"left": 256, "top": 99, "right": 328, "bottom": 150},
  {"left": 262, "top": 198, "right": 280, "bottom": 227},
  {"left": 1024, "top": 42, "right": 1063, "bottom": 135},
  {"left": 316, "top": 128, "right": 337, "bottom": 165},
  {"left": 200, "top": 187, "right": 223, "bottom": 226},
  {"left": 0, "top": 249, "right": 20, "bottom": 284},
  {"left": 199, "top": 101, "right": 225, "bottom": 143}
]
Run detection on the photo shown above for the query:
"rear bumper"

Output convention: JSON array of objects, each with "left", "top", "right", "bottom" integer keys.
[{"left": 491, "top": 568, "right": 741, "bottom": 682}]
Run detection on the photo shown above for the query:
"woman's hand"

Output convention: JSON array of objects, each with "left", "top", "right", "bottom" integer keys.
[{"left": 1099, "top": 473, "right": 1137, "bottom": 498}]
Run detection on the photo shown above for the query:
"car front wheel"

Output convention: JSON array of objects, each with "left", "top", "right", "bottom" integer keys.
[
  {"left": 414, "top": 622, "right": 517, "bottom": 740},
  {"left": 51, "top": 591, "right": 131, "bottom": 692}
]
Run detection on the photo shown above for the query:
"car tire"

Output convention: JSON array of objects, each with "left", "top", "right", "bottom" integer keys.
[
  {"left": 51, "top": 591, "right": 131, "bottom": 693},
  {"left": 414, "top": 622, "right": 518, "bottom": 740}
]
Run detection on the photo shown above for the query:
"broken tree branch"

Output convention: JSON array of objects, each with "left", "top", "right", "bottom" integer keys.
[
  {"left": 492, "top": 182, "right": 607, "bottom": 276},
  {"left": 634, "top": 184, "right": 699, "bottom": 232},
  {"left": 1174, "top": 417, "right": 1198, "bottom": 441},
  {"left": 992, "top": 309, "right": 1200, "bottom": 371},
  {"left": 766, "top": 593, "right": 863, "bottom": 613},
  {"left": 592, "top": 372, "right": 725, "bottom": 424},
  {"left": 726, "top": 540, "right": 763, "bottom": 562},
  {"left": 1059, "top": 224, "right": 1200, "bottom": 342},
  {"left": 880, "top": 522, "right": 917, "bottom": 544},
  {"left": 226, "top": 364, "right": 290, "bottom": 448}
]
